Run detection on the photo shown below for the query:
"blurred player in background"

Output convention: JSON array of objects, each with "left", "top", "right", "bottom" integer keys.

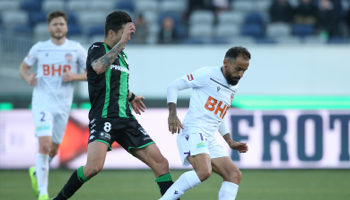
[
  {"left": 19, "top": 11, "right": 87, "bottom": 200},
  {"left": 160, "top": 47, "right": 250, "bottom": 200},
  {"left": 52, "top": 11, "right": 175, "bottom": 200}
]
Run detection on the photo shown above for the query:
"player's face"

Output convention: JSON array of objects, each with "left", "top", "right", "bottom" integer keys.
[
  {"left": 48, "top": 16, "right": 68, "bottom": 40},
  {"left": 223, "top": 55, "right": 249, "bottom": 85}
]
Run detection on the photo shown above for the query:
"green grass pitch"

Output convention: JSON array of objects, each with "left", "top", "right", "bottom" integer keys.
[{"left": 0, "top": 169, "right": 349, "bottom": 200}]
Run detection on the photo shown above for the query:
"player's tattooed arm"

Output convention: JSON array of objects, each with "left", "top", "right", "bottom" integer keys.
[
  {"left": 92, "top": 22, "right": 135, "bottom": 74},
  {"left": 92, "top": 42, "right": 124, "bottom": 74}
]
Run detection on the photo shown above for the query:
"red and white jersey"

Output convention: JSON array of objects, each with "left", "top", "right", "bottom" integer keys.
[
  {"left": 168, "top": 66, "right": 238, "bottom": 136},
  {"left": 24, "top": 39, "right": 86, "bottom": 112}
]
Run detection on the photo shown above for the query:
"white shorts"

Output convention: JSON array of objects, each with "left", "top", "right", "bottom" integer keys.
[
  {"left": 32, "top": 108, "right": 69, "bottom": 144},
  {"left": 177, "top": 129, "right": 228, "bottom": 166}
]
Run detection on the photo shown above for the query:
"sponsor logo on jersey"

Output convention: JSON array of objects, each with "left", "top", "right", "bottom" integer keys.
[
  {"left": 196, "top": 142, "right": 206, "bottom": 148},
  {"left": 36, "top": 125, "right": 51, "bottom": 131},
  {"left": 204, "top": 96, "right": 229, "bottom": 119},
  {"left": 42, "top": 64, "right": 71, "bottom": 76},
  {"left": 111, "top": 65, "right": 129, "bottom": 73},
  {"left": 217, "top": 86, "right": 221, "bottom": 92},
  {"left": 65, "top": 53, "right": 72, "bottom": 63}
]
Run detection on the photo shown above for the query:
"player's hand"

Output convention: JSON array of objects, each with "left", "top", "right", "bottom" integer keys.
[
  {"left": 168, "top": 114, "right": 183, "bottom": 134},
  {"left": 63, "top": 70, "right": 74, "bottom": 82},
  {"left": 130, "top": 95, "right": 146, "bottom": 115},
  {"left": 230, "top": 142, "right": 248, "bottom": 153},
  {"left": 120, "top": 22, "right": 136, "bottom": 44},
  {"left": 27, "top": 73, "right": 37, "bottom": 86}
]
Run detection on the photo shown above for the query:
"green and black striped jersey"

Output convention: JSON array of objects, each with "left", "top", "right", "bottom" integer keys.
[{"left": 87, "top": 42, "right": 133, "bottom": 120}]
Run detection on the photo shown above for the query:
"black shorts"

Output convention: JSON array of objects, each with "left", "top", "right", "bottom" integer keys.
[{"left": 88, "top": 118, "right": 154, "bottom": 151}]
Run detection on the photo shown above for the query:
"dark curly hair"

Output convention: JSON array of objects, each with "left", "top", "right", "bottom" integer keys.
[
  {"left": 104, "top": 11, "right": 132, "bottom": 37},
  {"left": 225, "top": 46, "right": 251, "bottom": 60}
]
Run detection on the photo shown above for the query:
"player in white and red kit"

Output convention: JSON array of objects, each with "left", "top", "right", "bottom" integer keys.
[
  {"left": 160, "top": 47, "right": 251, "bottom": 200},
  {"left": 19, "top": 11, "right": 87, "bottom": 200}
]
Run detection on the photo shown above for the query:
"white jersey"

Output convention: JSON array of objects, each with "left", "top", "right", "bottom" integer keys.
[
  {"left": 169, "top": 66, "right": 238, "bottom": 136},
  {"left": 24, "top": 39, "right": 87, "bottom": 112}
]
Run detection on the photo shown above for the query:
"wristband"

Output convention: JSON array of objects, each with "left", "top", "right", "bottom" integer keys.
[{"left": 128, "top": 93, "right": 135, "bottom": 102}]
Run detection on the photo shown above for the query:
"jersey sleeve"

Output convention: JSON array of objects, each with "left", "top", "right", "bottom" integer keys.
[
  {"left": 87, "top": 43, "right": 106, "bottom": 66},
  {"left": 167, "top": 67, "right": 209, "bottom": 103},
  {"left": 218, "top": 121, "right": 229, "bottom": 136},
  {"left": 23, "top": 43, "right": 39, "bottom": 67},
  {"left": 77, "top": 43, "right": 87, "bottom": 70}
]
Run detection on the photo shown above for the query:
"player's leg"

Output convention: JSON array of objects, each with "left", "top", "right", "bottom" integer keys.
[
  {"left": 132, "top": 143, "right": 174, "bottom": 195},
  {"left": 159, "top": 133, "right": 211, "bottom": 200},
  {"left": 31, "top": 109, "right": 54, "bottom": 200},
  {"left": 119, "top": 119, "right": 175, "bottom": 196},
  {"left": 53, "top": 141, "right": 108, "bottom": 200},
  {"left": 36, "top": 136, "right": 52, "bottom": 199},
  {"left": 212, "top": 157, "right": 242, "bottom": 200}
]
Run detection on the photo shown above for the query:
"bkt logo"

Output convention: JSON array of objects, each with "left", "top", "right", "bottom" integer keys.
[{"left": 230, "top": 111, "right": 350, "bottom": 162}]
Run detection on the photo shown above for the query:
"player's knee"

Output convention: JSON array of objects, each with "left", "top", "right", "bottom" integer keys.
[
  {"left": 159, "top": 157, "right": 169, "bottom": 171},
  {"left": 197, "top": 168, "right": 212, "bottom": 181},
  {"left": 39, "top": 143, "right": 51, "bottom": 154},
  {"left": 49, "top": 148, "right": 58, "bottom": 158},
  {"left": 232, "top": 169, "right": 242, "bottom": 183}
]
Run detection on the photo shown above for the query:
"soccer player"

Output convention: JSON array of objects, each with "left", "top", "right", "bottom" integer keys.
[
  {"left": 52, "top": 11, "right": 175, "bottom": 200},
  {"left": 19, "top": 11, "right": 87, "bottom": 200},
  {"left": 160, "top": 47, "right": 250, "bottom": 200}
]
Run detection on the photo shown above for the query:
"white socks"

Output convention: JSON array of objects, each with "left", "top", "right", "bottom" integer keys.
[
  {"left": 219, "top": 181, "right": 239, "bottom": 200},
  {"left": 159, "top": 170, "right": 201, "bottom": 200},
  {"left": 36, "top": 153, "right": 49, "bottom": 196}
]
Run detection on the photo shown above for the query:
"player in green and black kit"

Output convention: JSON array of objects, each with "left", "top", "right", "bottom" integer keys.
[{"left": 53, "top": 11, "right": 175, "bottom": 200}]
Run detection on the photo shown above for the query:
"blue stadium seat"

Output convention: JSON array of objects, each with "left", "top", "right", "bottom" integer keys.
[
  {"left": 181, "top": 38, "right": 205, "bottom": 45},
  {"left": 87, "top": 25, "right": 104, "bottom": 37},
  {"left": 292, "top": 24, "right": 314, "bottom": 37},
  {"left": 67, "top": 24, "right": 82, "bottom": 36},
  {"left": 12, "top": 24, "right": 33, "bottom": 34},
  {"left": 20, "top": 0, "right": 42, "bottom": 12},
  {"left": 328, "top": 37, "right": 349, "bottom": 44},
  {"left": 255, "top": 37, "right": 277, "bottom": 44},
  {"left": 240, "top": 24, "right": 264, "bottom": 38},
  {"left": 244, "top": 13, "right": 264, "bottom": 26},
  {"left": 211, "top": 37, "right": 231, "bottom": 44},
  {"left": 115, "top": 0, "right": 135, "bottom": 14},
  {"left": 29, "top": 12, "right": 47, "bottom": 26},
  {"left": 66, "top": 13, "right": 78, "bottom": 25}
]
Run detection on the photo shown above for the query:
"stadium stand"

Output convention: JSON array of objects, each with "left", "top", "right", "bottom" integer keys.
[{"left": 0, "top": 0, "right": 349, "bottom": 46}]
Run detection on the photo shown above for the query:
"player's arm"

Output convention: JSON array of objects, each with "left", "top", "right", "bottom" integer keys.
[
  {"left": 219, "top": 122, "right": 248, "bottom": 153},
  {"left": 91, "top": 23, "right": 135, "bottom": 74},
  {"left": 167, "top": 78, "right": 190, "bottom": 134},
  {"left": 19, "top": 61, "right": 36, "bottom": 86},
  {"left": 128, "top": 91, "right": 146, "bottom": 115}
]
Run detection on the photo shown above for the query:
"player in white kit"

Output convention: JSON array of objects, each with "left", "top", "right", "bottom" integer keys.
[
  {"left": 160, "top": 47, "right": 250, "bottom": 200},
  {"left": 19, "top": 11, "right": 87, "bottom": 200}
]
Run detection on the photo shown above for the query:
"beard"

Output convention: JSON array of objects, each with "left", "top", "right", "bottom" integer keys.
[
  {"left": 226, "top": 76, "right": 240, "bottom": 85},
  {"left": 51, "top": 31, "right": 66, "bottom": 40}
]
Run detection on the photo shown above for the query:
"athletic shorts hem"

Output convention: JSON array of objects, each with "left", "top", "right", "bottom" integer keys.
[
  {"left": 127, "top": 141, "right": 155, "bottom": 152},
  {"left": 95, "top": 139, "right": 112, "bottom": 151}
]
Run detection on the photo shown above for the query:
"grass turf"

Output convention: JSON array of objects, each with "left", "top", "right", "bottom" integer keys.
[{"left": 0, "top": 169, "right": 349, "bottom": 200}]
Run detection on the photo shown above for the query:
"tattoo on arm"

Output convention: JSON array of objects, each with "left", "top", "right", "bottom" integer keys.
[{"left": 92, "top": 42, "right": 124, "bottom": 73}]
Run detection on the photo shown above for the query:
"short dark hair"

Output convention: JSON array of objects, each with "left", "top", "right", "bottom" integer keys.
[
  {"left": 225, "top": 46, "right": 251, "bottom": 60},
  {"left": 105, "top": 11, "right": 132, "bottom": 37},
  {"left": 47, "top": 11, "right": 68, "bottom": 24}
]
